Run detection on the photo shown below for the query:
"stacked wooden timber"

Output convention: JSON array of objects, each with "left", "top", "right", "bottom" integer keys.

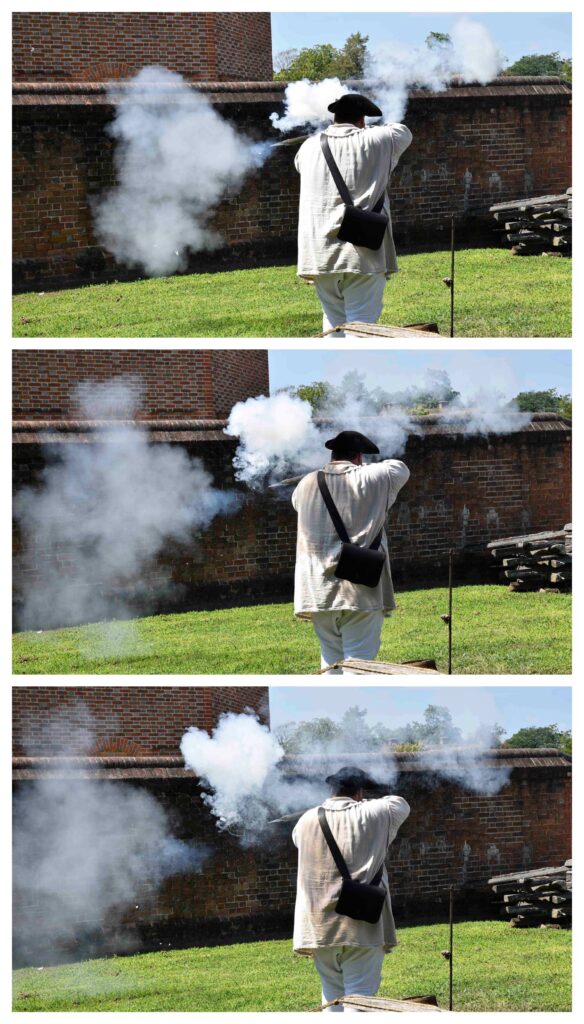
[
  {"left": 488, "top": 862, "right": 572, "bottom": 929},
  {"left": 487, "top": 525, "right": 572, "bottom": 592},
  {"left": 490, "top": 190, "right": 572, "bottom": 255}
]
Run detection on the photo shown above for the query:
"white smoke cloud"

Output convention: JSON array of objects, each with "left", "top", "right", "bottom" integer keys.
[
  {"left": 272, "top": 17, "right": 502, "bottom": 131},
  {"left": 180, "top": 708, "right": 511, "bottom": 846},
  {"left": 270, "top": 76, "right": 351, "bottom": 133},
  {"left": 226, "top": 392, "right": 324, "bottom": 487},
  {"left": 226, "top": 370, "right": 529, "bottom": 490},
  {"left": 13, "top": 712, "right": 208, "bottom": 962},
  {"left": 14, "top": 378, "right": 239, "bottom": 633},
  {"left": 94, "top": 66, "right": 267, "bottom": 276},
  {"left": 181, "top": 712, "right": 326, "bottom": 844},
  {"left": 415, "top": 747, "right": 511, "bottom": 796}
]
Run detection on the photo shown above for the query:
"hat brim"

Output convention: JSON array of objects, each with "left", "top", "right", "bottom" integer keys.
[
  {"left": 324, "top": 436, "right": 380, "bottom": 455},
  {"left": 325, "top": 768, "right": 376, "bottom": 789},
  {"left": 327, "top": 95, "right": 383, "bottom": 118}
]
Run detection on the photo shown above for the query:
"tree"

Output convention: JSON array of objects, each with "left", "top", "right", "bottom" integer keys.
[
  {"left": 426, "top": 32, "right": 452, "bottom": 50},
  {"left": 502, "top": 724, "right": 571, "bottom": 753},
  {"left": 273, "top": 717, "right": 340, "bottom": 754},
  {"left": 511, "top": 388, "right": 572, "bottom": 417},
  {"left": 503, "top": 52, "right": 572, "bottom": 81},
  {"left": 284, "top": 369, "right": 461, "bottom": 418},
  {"left": 273, "top": 48, "right": 301, "bottom": 74},
  {"left": 274, "top": 33, "right": 369, "bottom": 82},
  {"left": 333, "top": 33, "right": 369, "bottom": 80},
  {"left": 283, "top": 381, "right": 335, "bottom": 414}
]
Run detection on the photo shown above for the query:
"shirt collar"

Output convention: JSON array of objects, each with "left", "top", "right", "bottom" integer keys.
[
  {"left": 321, "top": 461, "right": 359, "bottom": 475},
  {"left": 324, "top": 124, "right": 362, "bottom": 137},
  {"left": 322, "top": 796, "right": 359, "bottom": 809}
]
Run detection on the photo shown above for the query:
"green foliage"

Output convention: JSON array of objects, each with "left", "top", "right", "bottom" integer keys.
[
  {"left": 284, "top": 380, "right": 335, "bottom": 413},
  {"left": 274, "top": 33, "right": 369, "bottom": 82},
  {"left": 286, "top": 368, "right": 460, "bottom": 416},
  {"left": 426, "top": 32, "right": 452, "bottom": 50},
  {"left": 503, "top": 724, "right": 572, "bottom": 753},
  {"left": 12, "top": 249, "right": 572, "bottom": 339},
  {"left": 512, "top": 387, "right": 572, "bottom": 416},
  {"left": 503, "top": 52, "right": 572, "bottom": 80},
  {"left": 402, "top": 705, "right": 462, "bottom": 746},
  {"left": 12, "top": 586, "right": 571, "bottom": 676},
  {"left": 274, "top": 705, "right": 394, "bottom": 755},
  {"left": 12, "top": 922, "right": 571, "bottom": 1012}
]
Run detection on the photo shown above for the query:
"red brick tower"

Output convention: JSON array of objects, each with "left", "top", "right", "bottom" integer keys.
[{"left": 12, "top": 12, "right": 273, "bottom": 82}]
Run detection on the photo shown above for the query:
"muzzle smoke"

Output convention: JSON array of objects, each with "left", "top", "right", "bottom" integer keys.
[
  {"left": 180, "top": 709, "right": 510, "bottom": 845},
  {"left": 94, "top": 66, "right": 267, "bottom": 276},
  {"left": 13, "top": 709, "right": 207, "bottom": 963},
  {"left": 272, "top": 17, "right": 502, "bottom": 131},
  {"left": 226, "top": 370, "right": 530, "bottom": 489},
  {"left": 14, "top": 378, "right": 239, "bottom": 634}
]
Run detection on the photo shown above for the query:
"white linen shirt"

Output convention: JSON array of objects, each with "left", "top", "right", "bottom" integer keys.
[
  {"left": 292, "top": 795, "right": 411, "bottom": 955},
  {"left": 294, "top": 123, "right": 413, "bottom": 278},
  {"left": 291, "top": 459, "right": 410, "bottom": 618}
]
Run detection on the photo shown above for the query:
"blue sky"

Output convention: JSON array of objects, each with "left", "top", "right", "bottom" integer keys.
[
  {"left": 271, "top": 13, "right": 571, "bottom": 66},
  {"left": 268, "top": 350, "right": 571, "bottom": 401},
  {"left": 269, "top": 687, "right": 571, "bottom": 737}
]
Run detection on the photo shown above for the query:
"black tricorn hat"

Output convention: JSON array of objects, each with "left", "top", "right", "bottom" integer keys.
[
  {"left": 324, "top": 429, "right": 379, "bottom": 455},
  {"left": 325, "top": 766, "right": 376, "bottom": 789},
  {"left": 327, "top": 93, "right": 383, "bottom": 120}
]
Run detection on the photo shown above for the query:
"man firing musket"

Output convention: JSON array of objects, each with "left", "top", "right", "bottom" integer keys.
[
  {"left": 294, "top": 93, "right": 412, "bottom": 336},
  {"left": 292, "top": 766, "right": 410, "bottom": 1010},
  {"left": 291, "top": 430, "right": 410, "bottom": 673}
]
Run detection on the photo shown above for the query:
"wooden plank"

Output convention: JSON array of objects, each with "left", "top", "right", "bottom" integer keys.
[
  {"left": 316, "top": 322, "right": 441, "bottom": 338},
  {"left": 314, "top": 659, "right": 442, "bottom": 675},
  {"left": 489, "top": 866, "right": 568, "bottom": 886},
  {"left": 487, "top": 530, "right": 567, "bottom": 550},
  {"left": 339, "top": 995, "right": 445, "bottom": 1012}
]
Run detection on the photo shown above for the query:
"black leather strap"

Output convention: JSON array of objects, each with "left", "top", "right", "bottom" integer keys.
[
  {"left": 318, "top": 807, "right": 351, "bottom": 880},
  {"left": 317, "top": 471, "right": 382, "bottom": 551},
  {"left": 320, "top": 133, "right": 386, "bottom": 214},
  {"left": 318, "top": 806, "right": 384, "bottom": 886}
]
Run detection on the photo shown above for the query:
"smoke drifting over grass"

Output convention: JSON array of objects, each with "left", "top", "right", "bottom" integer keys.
[
  {"left": 226, "top": 370, "right": 530, "bottom": 489},
  {"left": 13, "top": 710, "right": 207, "bottom": 963},
  {"left": 94, "top": 66, "right": 267, "bottom": 276},
  {"left": 271, "top": 17, "right": 501, "bottom": 132},
  {"left": 180, "top": 709, "right": 510, "bottom": 845},
  {"left": 14, "top": 378, "right": 238, "bottom": 633}
]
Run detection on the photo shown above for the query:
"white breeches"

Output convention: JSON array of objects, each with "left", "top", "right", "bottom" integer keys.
[
  {"left": 313, "top": 945, "right": 385, "bottom": 1012},
  {"left": 311, "top": 610, "right": 385, "bottom": 674},
  {"left": 314, "top": 273, "right": 386, "bottom": 336}
]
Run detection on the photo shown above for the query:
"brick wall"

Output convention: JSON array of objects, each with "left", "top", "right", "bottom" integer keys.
[
  {"left": 12, "top": 418, "right": 572, "bottom": 628},
  {"left": 12, "top": 80, "right": 571, "bottom": 291},
  {"left": 12, "top": 12, "right": 273, "bottom": 82},
  {"left": 12, "top": 755, "right": 571, "bottom": 964},
  {"left": 13, "top": 348, "right": 268, "bottom": 419},
  {"left": 12, "top": 350, "right": 269, "bottom": 420},
  {"left": 12, "top": 687, "right": 270, "bottom": 756}
]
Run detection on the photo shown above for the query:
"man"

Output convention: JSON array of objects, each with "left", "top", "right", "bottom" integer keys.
[
  {"left": 291, "top": 430, "right": 410, "bottom": 673},
  {"left": 294, "top": 93, "right": 412, "bottom": 335},
  {"left": 292, "top": 766, "right": 410, "bottom": 1011}
]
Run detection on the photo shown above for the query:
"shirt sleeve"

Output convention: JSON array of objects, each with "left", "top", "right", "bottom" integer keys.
[
  {"left": 385, "top": 123, "right": 413, "bottom": 166},
  {"left": 386, "top": 795, "right": 410, "bottom": 845},
  {"left": 366, "top": 459, "right": 410, "bottom": 501}
]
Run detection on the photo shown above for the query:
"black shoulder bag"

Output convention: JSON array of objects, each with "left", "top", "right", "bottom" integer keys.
[
  {"left": 320, "top": 133, "right": 389, "bottom": 251},
  {"left": 318, "top": 807, "right": 386, "bottom": 923},
  {"left": 317, "top": 471, "right": 385, "bottom": 588}
]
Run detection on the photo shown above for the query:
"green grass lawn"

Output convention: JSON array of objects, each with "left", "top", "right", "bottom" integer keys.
[
  {"left": 12, "top": 585, "right": 571, "bottom": 675},
  {"left": 12, "top": 921, "right": 571, "bottom": 1012},
  {"left": 12, "top": 249, "right": 571, "bottom": 338}
]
